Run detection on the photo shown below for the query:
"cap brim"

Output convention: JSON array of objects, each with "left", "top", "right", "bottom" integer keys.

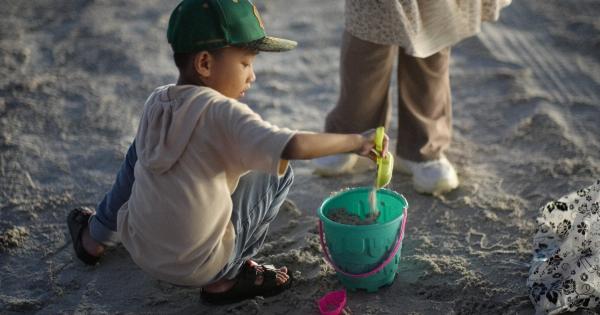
[{"left": 241, "top": 36, "right": 297, "bottom": 52}]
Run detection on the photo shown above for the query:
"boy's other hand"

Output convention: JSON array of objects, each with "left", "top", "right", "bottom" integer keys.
[{"left": 355, "top": 129, "right": 389, "bottom": 161}]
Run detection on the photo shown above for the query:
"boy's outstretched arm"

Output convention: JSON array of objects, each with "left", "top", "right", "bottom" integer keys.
[{"left": 281, "top": 129, "right": 388, "bottom": 160}]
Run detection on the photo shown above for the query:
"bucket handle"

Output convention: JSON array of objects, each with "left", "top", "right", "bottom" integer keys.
[{"left": 318, "top": 208, "right": 407, "bottom": 278}]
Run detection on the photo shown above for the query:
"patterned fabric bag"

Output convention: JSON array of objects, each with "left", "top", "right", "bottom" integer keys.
[{"left": 528, "top": 180, "right": 600, "bottom": 314}]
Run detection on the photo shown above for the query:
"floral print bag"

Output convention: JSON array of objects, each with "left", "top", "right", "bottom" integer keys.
[{"left": 528, "top": 180, "right": 600, "bottom": 314}]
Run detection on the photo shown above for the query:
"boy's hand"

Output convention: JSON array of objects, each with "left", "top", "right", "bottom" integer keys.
[{"left": 355, "top": 129, "right": 389, "bottom": 161}]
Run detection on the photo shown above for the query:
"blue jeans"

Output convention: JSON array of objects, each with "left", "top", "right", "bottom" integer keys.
[
  {"left": 212, "top": 166, "right": 293, "bottom": 282},
  {"left": 89, "top": 142, "right": 294, "bottom": 281},
  {"left": 89, "top": 142, "right": 138, "bottom": 246}
]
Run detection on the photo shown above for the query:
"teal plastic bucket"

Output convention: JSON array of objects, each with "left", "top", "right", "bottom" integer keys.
[{"left": 317, "top": 187, "right": 408, "bottom": 292}]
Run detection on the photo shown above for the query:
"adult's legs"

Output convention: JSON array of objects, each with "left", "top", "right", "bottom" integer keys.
[
  {"left": 394, "top": 48, "right": 458, "bottom": 194},
  {"left": 396, "top": 47, "right": 452, "bottom": 162},
  {"left": 88, "top": 141, "right": 137, "bottom": 245},
  {"left": 325, "top": 31, "right": 396, "bottom": 134},
  {"left": 214, "top": 166, "right": 294, "bottom": 281}
]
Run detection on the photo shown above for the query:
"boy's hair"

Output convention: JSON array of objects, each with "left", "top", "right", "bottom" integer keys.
[
  {"left": 173, "top": 46, "right": 258, "bottom": 71},
  {"left": 173, "top": 50, "right": 221, "bottom": 71},
  {"left": 173, "top": 52, "right": 195, "bottom": 71}
]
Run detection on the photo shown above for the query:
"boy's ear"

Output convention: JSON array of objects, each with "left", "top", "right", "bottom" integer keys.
[{"left": 193, "top": 51, "right": 212, "bottom": 78}]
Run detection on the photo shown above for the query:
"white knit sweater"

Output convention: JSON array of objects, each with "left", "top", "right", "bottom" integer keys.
[{"left": 345, "top": 0, "right": 511, "bottom": 57}]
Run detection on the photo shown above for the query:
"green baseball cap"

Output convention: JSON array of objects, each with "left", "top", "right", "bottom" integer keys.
[{"left": 167, "top": 0, "right": 297, "bottom": 53}]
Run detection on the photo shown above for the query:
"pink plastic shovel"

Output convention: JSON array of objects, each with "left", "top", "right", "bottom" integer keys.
[{"left": 318, "top": 289, "right": 347, "bottom": 315}]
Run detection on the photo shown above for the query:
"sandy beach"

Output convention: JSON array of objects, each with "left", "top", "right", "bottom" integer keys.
[{"left": 1, "top": 0, "right": 599, "bottom": 314}]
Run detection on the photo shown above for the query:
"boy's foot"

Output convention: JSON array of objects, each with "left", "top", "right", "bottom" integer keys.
[
  {"left": 67, "top": 207, "right": 105, "bottom": 265},
  {"left": 395, "top": 155, "right": 459, "bottom": 195},
  {"left": 201, "top": 260, "right": 293, "bottom": 305},
  {"left": 313, "top": 153, "right": 359, "bottom": 176}
]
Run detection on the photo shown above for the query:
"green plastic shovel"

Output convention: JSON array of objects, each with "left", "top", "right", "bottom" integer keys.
[{"left": 373, "top": 127, "right": 393, "bottom": 188}]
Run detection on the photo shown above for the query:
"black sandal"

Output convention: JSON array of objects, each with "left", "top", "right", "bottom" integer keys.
[
  {"left": 67, "top": 207, "right": 102, "bottom": 265},
  {"left": 201, "top": 262, "right": 293, "bottom": 305}
]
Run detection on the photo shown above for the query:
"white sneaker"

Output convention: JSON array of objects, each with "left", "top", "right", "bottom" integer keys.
[
  {"left": 313, "top": 154, "right": 359, "bottom": 177},
  {"left": 395, "top": 155, "right": 459, "bottom": 194}
]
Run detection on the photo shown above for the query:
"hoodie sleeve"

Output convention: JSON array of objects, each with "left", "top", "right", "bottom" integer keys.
[{"left": 211, "top": 99, "right": 296, "bottom": 176}]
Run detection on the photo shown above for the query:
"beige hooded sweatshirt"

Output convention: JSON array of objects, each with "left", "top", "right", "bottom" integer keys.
[{"left": 117, "top": 84, "right": 295, "bottom": 286}]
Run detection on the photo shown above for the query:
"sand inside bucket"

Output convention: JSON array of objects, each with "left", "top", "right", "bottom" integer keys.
[{"left": 327, "top": 208, "right": 380, "bottom": 225}]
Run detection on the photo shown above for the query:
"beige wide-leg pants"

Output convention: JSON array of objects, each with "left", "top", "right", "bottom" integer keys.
[{"left": 325, "top": 31, "right": 452, "bottom": 162}]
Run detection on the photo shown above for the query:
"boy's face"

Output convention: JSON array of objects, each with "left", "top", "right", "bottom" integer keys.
[{"left": 196, "top": 47, "right": 257, "bottom": 99}]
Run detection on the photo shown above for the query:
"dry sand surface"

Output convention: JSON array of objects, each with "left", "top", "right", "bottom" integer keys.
[{"left": 1, "top": 0, "right": 600, "bottom": 314}]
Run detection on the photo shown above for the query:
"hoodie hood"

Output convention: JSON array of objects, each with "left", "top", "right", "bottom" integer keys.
[{"left": 135, "top": 84, "right": 210, "bottom": 174}]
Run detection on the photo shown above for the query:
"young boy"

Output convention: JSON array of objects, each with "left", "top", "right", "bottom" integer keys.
[{"left": 67, "top": 0, "right": 388, "bottom": 305}]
